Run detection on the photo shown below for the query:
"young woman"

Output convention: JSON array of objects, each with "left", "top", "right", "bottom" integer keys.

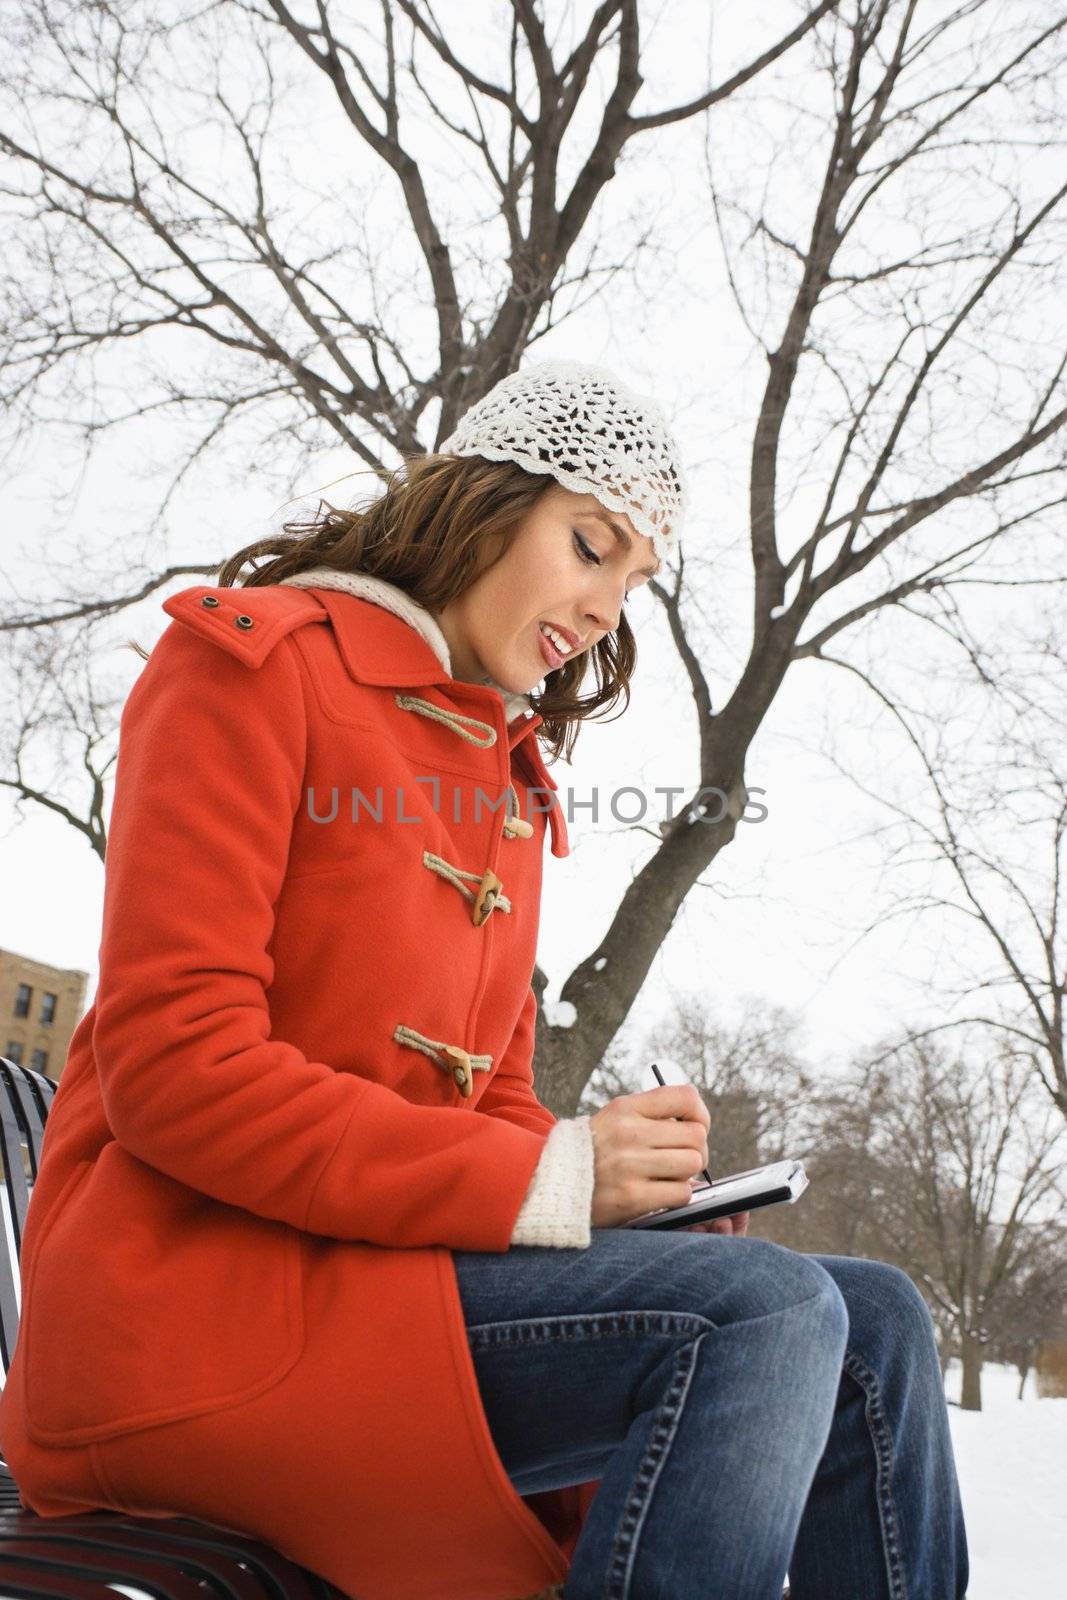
[{"left": 0, "top": 362, "right": 969, "bottom": 1599}]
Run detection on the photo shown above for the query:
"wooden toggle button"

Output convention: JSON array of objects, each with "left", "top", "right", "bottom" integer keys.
[
  {"left": 440, "top": 1044, "right": 474, "bottom": 1098},
  {"left": 472, "top": 867, "right": 504, "bottom": 927}
]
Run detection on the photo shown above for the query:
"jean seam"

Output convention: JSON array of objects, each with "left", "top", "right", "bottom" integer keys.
[
  {"left": 592, "top": 1282, "right": 846, "bottom": 1600},
  {"left": 466, "top": 1309, "right": 714, "bottom": 1352},
  {"left": 842, "top": 1347, "right": 907, "bottom": 1600},
  {"left": 603, "top": 1330, "right": 706, "bottom": 1600}
]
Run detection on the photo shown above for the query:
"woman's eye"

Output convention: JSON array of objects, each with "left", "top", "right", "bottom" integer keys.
[
  {"left": 573, "top": 531, "right": 632, "bottom": 605},
  {"left": 573, "top": 531, "right": 600, "bottom": 566}
]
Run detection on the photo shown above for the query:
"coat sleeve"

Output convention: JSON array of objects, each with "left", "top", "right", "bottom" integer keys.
[
  {"left": 474, "top": 985, "right": 557, "bottom": 1136},
  {"left": 92, "top": 621, "right": 551, "bottom": 1252},
  {"left": 475, "top": 993, "right": 595, "bottom": 1247}
]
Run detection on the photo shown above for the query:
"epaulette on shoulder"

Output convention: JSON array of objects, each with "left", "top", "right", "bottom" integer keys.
[{"left": 161, "top": 584, "right": 329, "bottom": 669}]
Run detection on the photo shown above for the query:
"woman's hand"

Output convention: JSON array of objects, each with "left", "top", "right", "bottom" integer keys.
[
  {"left": 682, "top": 1209, "right": 750, "bottom": 1237},
  {"left": 681, "top": 1174, "right": 750, "bottom": 1235},
  {"left": 589, "top": 1084, "right": 711, "bottom": 1228}
]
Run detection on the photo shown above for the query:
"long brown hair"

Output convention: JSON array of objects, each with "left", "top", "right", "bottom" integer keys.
[{"left": 214, "top": 453, "right": 638, "bottom": 763}]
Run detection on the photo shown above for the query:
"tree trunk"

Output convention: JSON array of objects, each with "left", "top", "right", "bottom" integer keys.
[
  {"left": 937, "top": 1336, "right": 952, "bottom": 1379},
  {"left": 960, "top": 1331, "right": 983, "bottom": 1412}
]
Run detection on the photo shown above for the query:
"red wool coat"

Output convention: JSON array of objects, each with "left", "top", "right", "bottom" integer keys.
[{"left": 0, "top": 581, "right": 602, "bottom": 1599}]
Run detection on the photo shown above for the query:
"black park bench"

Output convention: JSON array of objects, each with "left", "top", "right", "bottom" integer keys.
[{"left": 0, "top": 1054, "right": 347, "bottom": 1600}]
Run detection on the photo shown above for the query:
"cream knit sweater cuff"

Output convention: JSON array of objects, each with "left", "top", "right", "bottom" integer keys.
[{"left": 509, "top": 1116, "right": 595, "bottom": 1249}]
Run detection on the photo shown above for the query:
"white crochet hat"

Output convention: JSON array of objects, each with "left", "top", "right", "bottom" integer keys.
[{"left": 438, "top": 359, "right": 688, "bottom": 565}]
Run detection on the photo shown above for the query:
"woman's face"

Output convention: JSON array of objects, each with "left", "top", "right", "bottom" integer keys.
[{"left": 434, "top": 484, "right": 662, "bottom": 694}]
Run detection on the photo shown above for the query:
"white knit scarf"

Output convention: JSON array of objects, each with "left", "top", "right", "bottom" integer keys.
[{"left": 278, "top": 566, "right": 537, "bottom": 724}]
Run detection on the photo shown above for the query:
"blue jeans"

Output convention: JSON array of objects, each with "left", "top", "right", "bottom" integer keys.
[{"left": 452, "top": 1229, "right": 969, "bottom": 1599}]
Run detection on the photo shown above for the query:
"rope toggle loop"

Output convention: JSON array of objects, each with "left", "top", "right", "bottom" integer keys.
[
  {"left": 422, "top": 851, "right": 510, "bottom": 926},
  {"left": 503, "top": 782, "right": 534, "bottom": 839},
  {"left": 393, "top": 1024, "right": 493, "bottom": 1098},
  {"left": 394, "top": 693, "right": 497, "bottom": 748}
]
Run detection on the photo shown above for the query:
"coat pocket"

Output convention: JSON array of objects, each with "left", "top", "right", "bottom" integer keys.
[{"left": 21, "top": 1141, "right": 305, "bottom": 1446}]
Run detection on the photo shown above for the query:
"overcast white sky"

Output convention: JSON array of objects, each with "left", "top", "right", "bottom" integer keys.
[{"left": 2, "top": 1, "right": 1062, "bottom": 1083}]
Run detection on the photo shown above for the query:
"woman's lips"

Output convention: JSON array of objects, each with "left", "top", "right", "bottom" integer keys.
[{"left": 537, "top": 625, "right": 565, "bottom": 669}]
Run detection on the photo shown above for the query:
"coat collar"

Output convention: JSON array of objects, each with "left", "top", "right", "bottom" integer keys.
[
  {"left": 277, "top": 570, "right": 568, "bottom": 854},
  {"left": 279, "top": 567, "right": 537, "bottom": 725}
]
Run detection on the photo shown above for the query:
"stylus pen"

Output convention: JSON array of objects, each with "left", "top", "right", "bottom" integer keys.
[{"left": 650, "top": 1062, "right": 714, "bottom": 1186}]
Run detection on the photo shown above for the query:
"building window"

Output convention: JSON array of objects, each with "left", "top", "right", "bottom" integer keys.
[
  {"left": 40, "top": 991, "right": 57, "bottom": 1025},
  {"left": 14, "top": 983, "right": 32, "bottom": 1018},
  {"left": 5, "top": 1041, "right": 24, "bottom": 1065},
  {"left": 30, "top": 1050, "right": 48, "bottom": 1074}
]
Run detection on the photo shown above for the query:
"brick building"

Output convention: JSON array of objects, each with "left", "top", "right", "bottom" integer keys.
[{"left": 0, "top": 947, "right": 89, "bottom": 1083}]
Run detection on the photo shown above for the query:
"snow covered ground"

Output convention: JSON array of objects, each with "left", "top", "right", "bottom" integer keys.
[{"left": 944, "top": 1360, "right": 1066, "bottom": 1599}]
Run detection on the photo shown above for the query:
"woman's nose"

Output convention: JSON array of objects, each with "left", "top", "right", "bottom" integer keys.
[{"left": 585, "top": 582, "right": 625, "bottom": 634}]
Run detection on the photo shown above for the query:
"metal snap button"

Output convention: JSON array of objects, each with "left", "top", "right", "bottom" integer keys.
[
  {"left": 234, "top": 615, "right": 254, "bottom": 629},
  {"left": 200, "top": 596, "right": 220, "bottom": 608}
]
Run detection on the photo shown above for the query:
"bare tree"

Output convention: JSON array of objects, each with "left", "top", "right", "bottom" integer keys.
[
  {"left": 984, "top": 1222, "right": 1067, "bottom": 1398},
  {"left": 2, "top": 4, "right": 1066, "bottom": 1116},
  {"left": 576, "top": 993, "right": 819, "bottom": 1176},
  {"left": 818, "top": 626, "right": 1067, "bottom": 1120},
  {"left": 0, "top": 0, "right": 834, "bottom": 889},
  {"left": 0, "top": 0, "right": 834, "bottom": 605},
  {"left": 755, "top": 1072, "right": 901, "bottom": 1260},
  {"left": 0, "top": 623, "right": 123, "bottom": 860},
  {"left": 538, "top": 0, "right": 1067, "bottom": 1112},
  {"left": 820, "top": 1034, "right": 1066, "bottom": 1411}
]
